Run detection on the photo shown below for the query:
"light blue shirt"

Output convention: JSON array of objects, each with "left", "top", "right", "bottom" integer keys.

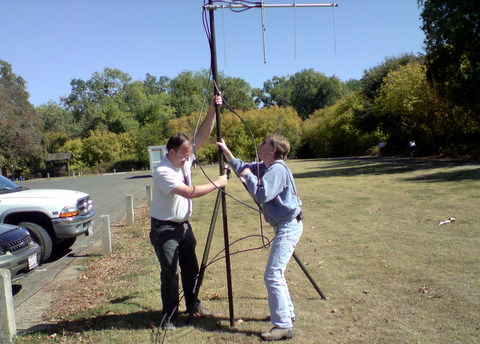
[{"left": 229, "top": 158, "right": 302, "bottom": 225}]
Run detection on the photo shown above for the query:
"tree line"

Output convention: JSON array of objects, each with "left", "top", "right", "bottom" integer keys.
[{"left": 1, "top": 0, "right": 478, "bottom": 178}]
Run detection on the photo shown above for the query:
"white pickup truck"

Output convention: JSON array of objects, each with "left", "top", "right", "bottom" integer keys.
[{"left": 0, "top": 175, "right": 95, "bottom": 262}]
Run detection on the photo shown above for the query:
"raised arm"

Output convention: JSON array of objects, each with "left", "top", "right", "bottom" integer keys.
[
  {"left": 193, "top": 95, "right": 222, "bottom": 150},
  {"left": 216, "top": 138, "right": 235, "bottom": 162}
]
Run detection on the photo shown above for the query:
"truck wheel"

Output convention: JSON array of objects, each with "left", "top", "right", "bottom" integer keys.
[{"left": 19, "top": 222, "right": 53, "bottom": 263}]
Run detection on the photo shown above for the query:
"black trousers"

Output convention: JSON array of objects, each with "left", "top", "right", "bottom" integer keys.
[{"left": 150, "top": 218, "right": 200, "bottom": 321}]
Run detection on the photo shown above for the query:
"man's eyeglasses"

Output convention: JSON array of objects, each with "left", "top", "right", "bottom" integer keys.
[{"left": 174, "top": 151, "right": 191, "bottom": 161}]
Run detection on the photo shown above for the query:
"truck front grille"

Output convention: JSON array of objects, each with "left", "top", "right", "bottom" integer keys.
[{"left": 78, "top": 196, "right": 93, "bottom": 216}]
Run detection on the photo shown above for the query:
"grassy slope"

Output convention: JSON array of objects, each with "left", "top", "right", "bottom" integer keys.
[{"left": 17, "top": 158, "right": 480, "bottom": 344}]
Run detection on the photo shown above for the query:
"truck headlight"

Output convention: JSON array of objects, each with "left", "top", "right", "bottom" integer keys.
[{"left": 59, "top": 205, "right": 79, "bottom": 218}]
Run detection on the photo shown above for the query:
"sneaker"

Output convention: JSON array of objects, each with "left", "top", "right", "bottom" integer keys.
[
  {"left": 161, "top": 321, "right": 176, "bottom": 331},
  {"left": 261, "top": 327, "right": 295, "bottom": 341},
  {"left": 194, "top": 302, "right": 215, "bottom": 317}
]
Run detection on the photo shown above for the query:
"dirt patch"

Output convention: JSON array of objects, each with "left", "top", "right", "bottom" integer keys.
[
  {"left": 14, "top": 255, "right": 88, "bottom": 331},
  {"left": 15, "top": 206, "right": 150, "bottom": 332}
]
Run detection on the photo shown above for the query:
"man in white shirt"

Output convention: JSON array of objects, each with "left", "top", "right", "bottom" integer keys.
[{"left": 150, "top": 95, "right": 228, "bottom": 330}]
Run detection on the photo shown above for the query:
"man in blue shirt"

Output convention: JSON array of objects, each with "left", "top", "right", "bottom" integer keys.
[{"left": 217, "top": 134, "right": 303, "bottom": 341}]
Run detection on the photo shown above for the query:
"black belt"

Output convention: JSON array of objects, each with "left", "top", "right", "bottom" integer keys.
[{"left": 152, "top": 218, "right": 188, "bottom": 226}]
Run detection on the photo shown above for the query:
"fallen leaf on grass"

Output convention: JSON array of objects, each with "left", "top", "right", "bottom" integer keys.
[
  {"left": 420, "top": 286, "right": 429, "bottom": 294},
  {"left": 351, "top": 297, "right": 366, "bottom": 304},
  {"left": 438, "top": 216, "right": 457, "bottom": 225},
  {"left": 209, "top": 293, "right": 221, "bottom": 300}
]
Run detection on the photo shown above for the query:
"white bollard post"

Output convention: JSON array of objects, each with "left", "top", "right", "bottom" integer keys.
[
  {"left": 126, "top": 195, "right": 134, "bottom": 226},
  {"left": 146, "top": 185, "right": 152, "bottom": 206},
  {"left": 0, "top": 269, "right": 16, "bottom": 344},
  {"left": 100, "top": 215, "right": 112, "bottom": 256}
]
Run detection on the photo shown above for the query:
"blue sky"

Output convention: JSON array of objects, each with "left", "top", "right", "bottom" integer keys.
[{"left": 1, "top": 0, "right": 425, "bottom": 106}]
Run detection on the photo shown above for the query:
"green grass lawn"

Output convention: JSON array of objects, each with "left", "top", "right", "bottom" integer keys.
[{"left": 16, "top": 158, "right": 480, "bottom": 344}]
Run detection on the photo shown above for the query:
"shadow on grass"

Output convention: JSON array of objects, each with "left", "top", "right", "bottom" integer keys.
[
  {"left": 404, "top": 168, "right": 480, "bottom": 182},
  {"left": 192, "top": 314, "right": 265, "bottom": 338},
  {"left": 20, "top": 311, "right": 267, "bottom": 339},
  {"left": 293, "top": 157, "right": 480, "bottom": 181},
  {"left": 21, "top": 310, "right": 163, "bottom": 334}
]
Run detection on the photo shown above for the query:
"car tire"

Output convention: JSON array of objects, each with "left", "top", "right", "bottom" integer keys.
[{"left": 19, "top": 222, "right": 53, "bottom": 263}]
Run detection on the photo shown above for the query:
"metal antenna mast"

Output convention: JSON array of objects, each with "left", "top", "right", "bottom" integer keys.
[{"left": 190, "top": 0, "right": 338, "bottom": 328}]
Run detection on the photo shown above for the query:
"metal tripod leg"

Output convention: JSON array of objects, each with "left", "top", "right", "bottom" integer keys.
[
  {"left": 292, "top": 251, "right": 328, "bottom": 300},
  {"left": 188, "top": 188, "right": 235, "bottom": 326},
  {"left": 188, "top": 189, "right": 221, "bottom": 325}
]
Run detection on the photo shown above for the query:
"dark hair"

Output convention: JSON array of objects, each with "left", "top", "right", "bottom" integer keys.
[
  {"left": 267, "top": 134, "right": 290, "bottom": 160},
  {"left": 166, "top": 133, "right": 191, "bottom": 151}
]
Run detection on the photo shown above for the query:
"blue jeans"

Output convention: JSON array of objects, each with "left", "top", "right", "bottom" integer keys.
[
  {"left": 149, "top": 218, "right": 200, "bottom": 321},
  {"left": 265, "top": 217, "right": 303, "bottom": 328}
]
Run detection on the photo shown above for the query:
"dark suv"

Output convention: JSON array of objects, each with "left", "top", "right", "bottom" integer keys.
[{"left": 0, "top": 223, "right": 40, "bottom": 278}]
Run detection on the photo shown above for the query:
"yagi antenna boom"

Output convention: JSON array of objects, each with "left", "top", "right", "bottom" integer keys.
[{"left": 205, "top": 3, "right": 338, "bottom": 10}]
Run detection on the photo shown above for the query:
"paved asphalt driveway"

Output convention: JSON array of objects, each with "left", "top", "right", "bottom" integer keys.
[
  {"left": 11, "top": 170, "right": 153, "bottom": 330},
  {"left": 24, "top": 170, "right": 152, "bottom": 227}
]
